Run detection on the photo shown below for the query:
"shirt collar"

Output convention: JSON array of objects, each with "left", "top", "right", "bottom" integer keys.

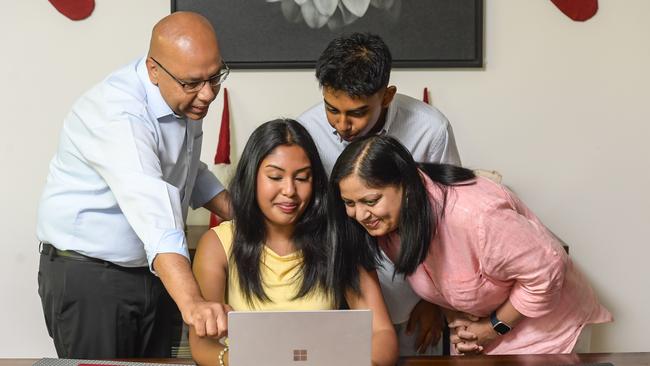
[
  {"left": 381, "top": 99, "right": 397, "bottom": 134},
  {"left": 136, "top": 56, "right": 179, "bottom": 120}
]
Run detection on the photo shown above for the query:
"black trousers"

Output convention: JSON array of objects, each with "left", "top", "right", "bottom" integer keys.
[{"left": 37, "top": 248, "right": 182, "bottom": 358}]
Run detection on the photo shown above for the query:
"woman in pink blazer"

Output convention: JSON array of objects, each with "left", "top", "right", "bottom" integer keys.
[{"left": 327, "top": 135, "right": 611, "bottom": 354}]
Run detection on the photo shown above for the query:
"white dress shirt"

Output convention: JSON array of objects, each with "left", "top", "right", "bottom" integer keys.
[
  {"left": 298, "top": 93, "right": 461, "bottom": 326},
  {"left": 37, "top": 57, "right": 224, "bottom": 269},
  {"left": 297, "top": 93, "right": 461, "bottom": 175}
]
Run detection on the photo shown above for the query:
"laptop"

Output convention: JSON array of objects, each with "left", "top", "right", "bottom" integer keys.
[{"left": 228, "top": 309, "right": 371, "bottom": 366}]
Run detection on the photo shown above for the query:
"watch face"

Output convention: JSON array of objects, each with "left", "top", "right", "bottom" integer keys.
[{"left": 494, "top": 322, "right": 511, "bottom": 335}]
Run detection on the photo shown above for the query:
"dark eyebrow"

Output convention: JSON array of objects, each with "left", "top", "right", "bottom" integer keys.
[
  {"left": 324, "top": 99, "right": 369, "bottom": 114},
  {"left": 323, "top": 100, "right": 339, "bottom": 110},
  {"left": 182, "top": 64, "right": 227, "bottom": 83},
  {"left": 182, "top": 71, "right": 220, "bottom": 84},
  {"left": 264, "top": 164, "right": 285, "bottom": 172},
  {"left": 264, "top": 164, "right": 312, "bottom": 173},
  {"left": 340, "top": 193, "right": 382, "bottom": 203},
  {"left": 207, "top": 67, "right": 227, "bottom": 80}
]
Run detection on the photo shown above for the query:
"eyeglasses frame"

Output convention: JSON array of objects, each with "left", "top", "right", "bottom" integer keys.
[{"left": 150, "top": 56, "right": 229, "bottom": 93}]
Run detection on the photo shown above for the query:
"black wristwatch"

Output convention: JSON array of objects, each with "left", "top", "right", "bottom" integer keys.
[{"left": 490, "top": 311, "right": 512, "bottom": 335}]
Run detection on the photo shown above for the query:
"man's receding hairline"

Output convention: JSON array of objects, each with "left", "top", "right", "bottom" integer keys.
[{"left": 148, "top": 12, "right": 217, "bottom": 57}]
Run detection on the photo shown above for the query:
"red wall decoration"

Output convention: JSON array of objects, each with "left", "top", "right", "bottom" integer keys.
[{"left": 49, "top": 0, "right": 95, "bottom": 21}]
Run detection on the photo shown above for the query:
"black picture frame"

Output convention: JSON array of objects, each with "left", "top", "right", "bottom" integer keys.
[{"left": 170, "top": 0, "right": 483, "bottom": 69}]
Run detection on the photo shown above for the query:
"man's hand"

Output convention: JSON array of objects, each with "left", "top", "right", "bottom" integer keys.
[
  {"left": 406, "top": 300, "right": 443, "bottom": 354},
  {"left": 153, "top": 253, "right": 232, "bottom": 338},
  {"left": 185, "top": 300, "right": 232, "bottom": 338}
]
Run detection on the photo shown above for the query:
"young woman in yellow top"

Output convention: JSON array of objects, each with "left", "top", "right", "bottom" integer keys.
[{"left": 189, "top": 119, "right": 397, "bottom": 366}]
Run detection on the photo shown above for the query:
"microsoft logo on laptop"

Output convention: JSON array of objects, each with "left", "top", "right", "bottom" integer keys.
[{"left": 293, "top": 349, "right": 308, "bottom": 361}]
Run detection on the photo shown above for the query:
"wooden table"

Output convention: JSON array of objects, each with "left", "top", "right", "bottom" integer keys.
[{"left": 3, "top": 353, "right": 649, "bottom": 365}]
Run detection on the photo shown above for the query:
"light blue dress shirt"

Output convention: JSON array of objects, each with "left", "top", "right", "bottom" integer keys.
[{"left": 37, "top": 57, "right": 224, "bottom": 268}]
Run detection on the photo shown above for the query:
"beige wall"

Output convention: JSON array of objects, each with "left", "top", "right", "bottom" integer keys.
[{"left": 1, "top": 0, "right": 648, "bottom": 357}]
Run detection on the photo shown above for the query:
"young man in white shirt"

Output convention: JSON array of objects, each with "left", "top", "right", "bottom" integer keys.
[
  {"left": 37, "top": 12, "right": 232, "bottom": 358},
  {"left": 298, "top": 32, "right": 461, "bottom": 355}
]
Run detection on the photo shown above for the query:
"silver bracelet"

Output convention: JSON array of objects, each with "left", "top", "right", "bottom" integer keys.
[{"left": 218, "top": 346, "right": 229, "bottom": 366}]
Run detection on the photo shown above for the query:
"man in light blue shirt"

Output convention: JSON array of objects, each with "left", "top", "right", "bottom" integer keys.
[{"left": 37, "top": 12, "right": 232, "bottom": 358}]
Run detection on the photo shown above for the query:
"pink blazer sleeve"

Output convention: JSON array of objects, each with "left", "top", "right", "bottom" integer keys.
[{"left": 478, "top": 199, "right": 568, "bottom": 318}]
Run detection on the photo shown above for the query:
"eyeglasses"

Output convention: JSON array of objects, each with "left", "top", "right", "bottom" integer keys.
[{"left": 150, "top": 57, "right": 229, "bottom": 93}]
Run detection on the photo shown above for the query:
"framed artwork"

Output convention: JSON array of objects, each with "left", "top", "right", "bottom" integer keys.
[{"left": 171, "top": 0, "right": 483, "bottom": 69}]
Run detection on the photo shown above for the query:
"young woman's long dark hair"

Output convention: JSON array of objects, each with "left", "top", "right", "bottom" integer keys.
[
  {"left": 328, "top": 135, "right": 475, "bottom": 304},
  {"left": 229, "top": 119, "right": 329, "bottom": 306}
]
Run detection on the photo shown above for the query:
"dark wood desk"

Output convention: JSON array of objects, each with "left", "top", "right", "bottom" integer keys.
[{"left": 3, "top": 353, "right": 649, "bottom": 366}]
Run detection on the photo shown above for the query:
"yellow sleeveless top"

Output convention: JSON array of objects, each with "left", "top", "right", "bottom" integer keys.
[{"left": 212, "top": 221, "right": 334, "bottom": 311}]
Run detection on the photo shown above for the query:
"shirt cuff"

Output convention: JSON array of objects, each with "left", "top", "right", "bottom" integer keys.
[
  {"left": 191, "top": 169, "right": 225, "bottom": 209},
  {"left": 508, "top": 281, "right": 563, "bottom": 318},
  {"left": 147, "top": 228, "right": 190, "bottom": 274}
]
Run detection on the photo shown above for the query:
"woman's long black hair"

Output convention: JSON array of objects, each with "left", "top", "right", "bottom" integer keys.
[
  {"left": 229, "top": 119, "right": 329, "bottom": 306},
  {"left": 328, "top": 135, "right": 475, "bottom": 305}
]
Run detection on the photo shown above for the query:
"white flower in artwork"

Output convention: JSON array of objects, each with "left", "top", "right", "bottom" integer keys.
[{"left": 265, "top": 0, "right": 401, "bottom": 30}]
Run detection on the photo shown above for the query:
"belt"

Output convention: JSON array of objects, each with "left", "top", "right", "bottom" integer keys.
[{"left": 40, "top": 242, "right": 110, "bottom": 265}]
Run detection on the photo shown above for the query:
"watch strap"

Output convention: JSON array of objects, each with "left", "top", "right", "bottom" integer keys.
[{"left": 490, "top": 310, "right": 512, "bottom": 335}]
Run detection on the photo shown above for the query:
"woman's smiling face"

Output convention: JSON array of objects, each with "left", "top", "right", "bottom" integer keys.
[
  {"left": 256, "top": 144, "right": 313, "bottom": 229},
  {"left": 338, "top": 173, "right": 402, "bottom": 236}
]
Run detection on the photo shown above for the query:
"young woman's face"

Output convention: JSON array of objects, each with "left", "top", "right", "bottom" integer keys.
[
  {"left": 256, "top": 144, "right": 313, "bottom": 228},
  {"left": 338, "top": 174, "right": 402, "bottom": 236}
]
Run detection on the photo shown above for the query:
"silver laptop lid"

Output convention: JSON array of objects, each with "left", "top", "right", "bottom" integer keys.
[{"left": 228, "top": 309, "right": 371, "bottom": 366}]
